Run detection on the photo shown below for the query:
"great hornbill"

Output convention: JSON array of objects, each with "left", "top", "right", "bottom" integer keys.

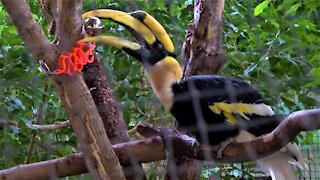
[{"left": 79, "top": 9, "right": 308, "bottom": 179}]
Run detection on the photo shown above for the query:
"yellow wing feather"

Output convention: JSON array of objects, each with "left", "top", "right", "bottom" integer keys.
[{"left": 209, "top": 102, "right": 274, "bottom": 124}]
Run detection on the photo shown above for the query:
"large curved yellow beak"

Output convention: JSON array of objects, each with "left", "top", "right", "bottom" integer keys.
[
  {"left": 82, "top": 9, "right": 156, "bottom": 46},
  {"left": 130, "top": 11, "right": 175, "bottom": 53},
  {"left": 82, "top": 9, "right": 175, "bottom": 53},
  {"left": 79, "top": 35, "right": 141, "bottom": 50}
]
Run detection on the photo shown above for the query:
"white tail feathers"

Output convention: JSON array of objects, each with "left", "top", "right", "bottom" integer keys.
[
  {"left": 285, "top": 142, "right": 309, "bottom": 171},
  {"left": 257, "top": 142, "right": 308, "bottom": 180},
  {"left": 234, "top": 131, "right": 308, "bottom": 179},
  {"left": 257, "top": 151, "right": 297, "bottom": 180}
]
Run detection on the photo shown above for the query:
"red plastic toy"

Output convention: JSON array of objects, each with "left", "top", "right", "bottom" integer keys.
[{"left": 54, "top": 42, "right": 96, "bottom": 75}]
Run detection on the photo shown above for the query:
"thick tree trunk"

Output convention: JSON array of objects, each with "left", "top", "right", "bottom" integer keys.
[
  {"left": 0, "top": 0, "right": 125, "bottom": 179},
  {"left": 83, "top": 57, "right": 146, "bottom": 179},
  {"left": 167, "top": 0, "right": 226, "bottom": 179},
  {"left": 183, "top": 0, "right": 227, "bottom": 77}
]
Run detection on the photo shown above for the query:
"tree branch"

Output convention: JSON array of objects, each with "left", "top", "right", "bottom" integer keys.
[
  {"left": 28, "top": 120, "right": 70, "bottom": 131},
  {"left": 0, "top": 137, "right": 165, "bottom": 179},
  {"left": 138, "top": 109, "right": 320, "bottom": 163},
  {"left": 1, "top": 109, "right": 318, "bottom": 179},
  {"left": 50, "top": 1, "right": 125, "bottom": 178}
]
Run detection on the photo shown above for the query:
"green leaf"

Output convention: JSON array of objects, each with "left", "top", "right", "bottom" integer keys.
[
  {"left": 254, "top": 0, "right": 271, "bottom": 16},
  {"left": 269, "top": 19, "right": 280, "bottom": 29},
  {"left": 285, "top": 3, "right": 301, "bottom": 16}
]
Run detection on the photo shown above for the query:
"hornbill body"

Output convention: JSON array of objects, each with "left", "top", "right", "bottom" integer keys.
[{"left": 80, "top": 9, "right": 308, "bottom": 179}]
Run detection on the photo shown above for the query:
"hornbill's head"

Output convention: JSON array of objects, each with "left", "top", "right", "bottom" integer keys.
[{"left": 80, "top": 9, "right": 182, "bottom": 109}]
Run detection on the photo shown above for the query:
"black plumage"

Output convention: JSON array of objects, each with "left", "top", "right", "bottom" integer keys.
[{"left": 170, "top": 75, "right": 279, "bottom": 145}]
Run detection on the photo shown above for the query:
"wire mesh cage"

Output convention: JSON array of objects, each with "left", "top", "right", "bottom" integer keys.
[{"left": 0, "top": 0, "right": 319, "bottom": 180}]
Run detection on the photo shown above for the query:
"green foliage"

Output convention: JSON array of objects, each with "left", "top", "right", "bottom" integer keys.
[
  {"left": 0, "top": 0, "right": 319, "bottom": 179},
  {"left": 254, "top": 0, "right": 271, "bottom": 16},
  {"left": 224, "top": 0, "right": 319, "bottom": 114},
  {"left": 224, "top": 0, "right": 319, "bottom": 177}
]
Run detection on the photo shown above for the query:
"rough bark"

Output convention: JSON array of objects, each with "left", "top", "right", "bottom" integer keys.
[
  {"left": 83, "top": 56, "right": 146, "bottom": 179},
  {"left": 1, "top": 108, "right": 319, "bottom": 179},
  {"left": 170, "top": 0, "right": 226, "bottom": 179},
  {"left": 182, "top": 0, "right": 227, "bottom": 77},
  {"left": 0, "top": 0, "right": 125, "bottom": 179},
  {"left": 83, "top": 57, "right": 129, "bottom": 144}
]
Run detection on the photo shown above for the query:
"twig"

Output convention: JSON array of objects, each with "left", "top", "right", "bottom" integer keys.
[
  {"left": 30, "top": 120, "right": 70, "bottom": 130},
  {"left": 25, "top": 85, "right": 48, "bottom": 164},
  {"left": 127, "top": 115, "right": 171, "bottom": 136},
  {"left": 0, "top": 120, "right": 18, "bottom": 127}
]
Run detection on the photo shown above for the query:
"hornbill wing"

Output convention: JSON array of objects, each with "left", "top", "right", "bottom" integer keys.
[{"left": 171, "top": 75, "right": 279, "bottom": 137}]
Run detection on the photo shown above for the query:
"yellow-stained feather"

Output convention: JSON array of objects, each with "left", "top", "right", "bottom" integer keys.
[
  {"left": 82, "top": 9, "right": 156, "bottom": 45},
  {"left": 209, "top": 102, "right": 274, "bottom": 124},
  {"left": 79, "top": 35, "right": 141, "bottom": 50},
  {"left": 223, "top": 112, "right": 237, "bottom": 124},
  {"left": 145, "top": 56, "right": 182, "bottom": 109},
  {"left": 132, "top": 11, "right": 175, "bottom": 53}
]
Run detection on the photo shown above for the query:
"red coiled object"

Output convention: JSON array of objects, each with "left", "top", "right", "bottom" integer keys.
[{"left": 54, "top": 42, "right": 96, "bottom": 75}]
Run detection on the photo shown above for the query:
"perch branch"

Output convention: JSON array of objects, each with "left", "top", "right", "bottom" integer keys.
[
  {"left": 0, "top": 109, "right": 319, "bottom": 179},
  {"left": 0, "top": 137, "right": 165, "bottom": 179},
  {"left": 138, "top": 108, "right": 320, "bottom": 163}
]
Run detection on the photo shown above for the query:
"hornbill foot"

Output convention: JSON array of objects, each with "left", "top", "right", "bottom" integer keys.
[
  {"left": 191, "top": 140, "right": 200, "bottom": 156},
  {"left": 215, "top": 138, "right": 234, "bottom": 159},
  {"left": 39, "top": 59, "right": 54, "bottom": 75}
]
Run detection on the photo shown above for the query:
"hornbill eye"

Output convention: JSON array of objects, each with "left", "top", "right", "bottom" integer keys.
[{"left": 153, "top": 42, "right": 163, "bottom": 52}]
